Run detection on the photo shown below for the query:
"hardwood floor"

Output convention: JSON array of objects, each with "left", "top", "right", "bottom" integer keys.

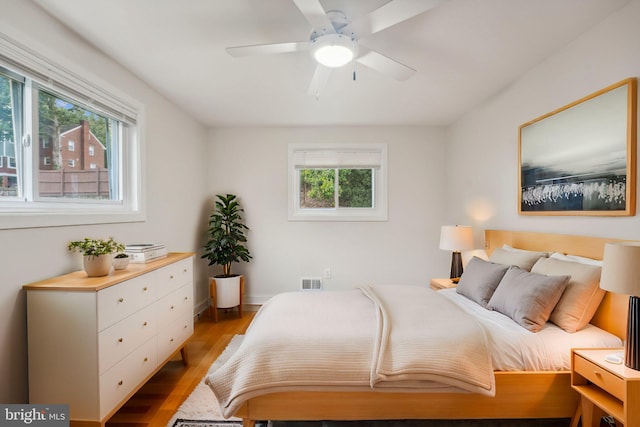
[{"left": 106, "top": 308, "right": 255, "bottom": 427}]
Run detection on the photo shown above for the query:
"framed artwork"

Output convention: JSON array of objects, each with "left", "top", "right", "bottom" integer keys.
[{"left": 518, "top": 78, "right": 637, "bottom": 216}]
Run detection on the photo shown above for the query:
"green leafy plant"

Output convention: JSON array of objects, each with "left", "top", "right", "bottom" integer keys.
[
  {"left": 202, "top": 194, "right": 252, "bottom": 277},
  {"left": 67, "top": 237, "right": 125, "bottom": 257},
  {"left": 114, "top": 252, "right": 129, "bottom": 259}
]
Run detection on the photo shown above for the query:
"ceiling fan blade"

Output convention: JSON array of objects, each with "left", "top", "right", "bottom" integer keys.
[
  {"left": 293, "top": 0, "right": 336, "bottom": 34},
  {"left": 226, "top": 41, "right": 309, "bottom": 57},
  {"left": 342, "top": 0, "right": 444, "bottom": 38},
  {"left": 307, "top": 64, "right": 333, "bottom": 98},
  {"left": 356, "top": 48, "right": 416, "bottom": 81}
]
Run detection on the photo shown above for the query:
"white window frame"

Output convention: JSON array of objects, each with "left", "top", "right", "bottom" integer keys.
[
  {"left": 68, "top": 140, "right": 75, "bottom": 152},
  {"left": 67, "top": 159, "right": 75, "bottom": 168},
  {"left": 88, "top": 145, "right": 94, "bottom": 156},
  {"left": 43, "top": 156, "right": 50, "bottom": 166},
  {"left": 0, "top": 31, "right": 146, "bottom": 229},
  {"left": 288, "top": 143, "right": 388, "bottom": 221}
]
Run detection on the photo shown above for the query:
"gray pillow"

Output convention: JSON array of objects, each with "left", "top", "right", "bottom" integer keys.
[
  {"left": 488, "top": 247, "right": 548, "bottom": 271},
  {"left": 487, "top": 266, "right": 570, "bottom": 332},
  {"left": 456, "top": 257, "right": 510, "bottom": 307},
  {"left": 531, "top": 257, "right": 604, "bottom": 333}
]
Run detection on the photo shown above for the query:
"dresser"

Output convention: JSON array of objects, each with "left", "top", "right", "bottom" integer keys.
[{"left": 23, "top": 252, "right": 195, "bottom": 427}]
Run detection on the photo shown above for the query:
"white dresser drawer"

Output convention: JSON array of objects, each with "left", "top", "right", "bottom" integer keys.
[
  {"left": 99, "top": 337, "right": 157, "bottom": 419},
  {"left": 157, "top": 258, "right": 192, "bottom": 297},
  {"left": 157, "top": 312, "right": 193, "bottom": 362},
  {"left": 97, "top": 274, "right": 158, "bottom": 331},
  {"left": 156, "top": 284, "right": 192, "bottom": 327},
  {"left": 98, "top": 303, "right": 157, "bottom": 374}
]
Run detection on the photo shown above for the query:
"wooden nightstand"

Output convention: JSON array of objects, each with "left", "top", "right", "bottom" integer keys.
[
  {"left": 571, "top": 348, "right": 640, "bottom": 427},
  {"left": 429, "top": 278, "right": 456, "bottom": 290}
]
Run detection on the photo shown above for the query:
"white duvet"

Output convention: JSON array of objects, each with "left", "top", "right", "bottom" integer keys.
[
  {"left": 439, "top": 288, "right": 622, "bottom": 370},
  {"left": 207, "top": 285, "right": 495, "bottom": 418}
]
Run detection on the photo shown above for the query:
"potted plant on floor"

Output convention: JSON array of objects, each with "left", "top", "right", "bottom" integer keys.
[
  {"left": 67, "top": 237, "right": 125, "bottom": 277},
  {"left": 202, "top": 194, "right": 252, "bottom": 319}
]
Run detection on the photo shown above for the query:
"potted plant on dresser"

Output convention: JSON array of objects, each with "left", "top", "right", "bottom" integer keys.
[
  {"left": 202, "top": 193, "right": 252, "bottom": 321},
  {"left": 67, "top": 237, "right": 125, "bottom": 277}
]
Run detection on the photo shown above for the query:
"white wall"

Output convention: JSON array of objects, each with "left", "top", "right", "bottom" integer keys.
[
  {"left": 0, "top": 1, "right": 210, "bottom": 403},
  {"left": 207, "top": 127, "right": 450, "bottom": 302},
  {"left": 448, "top": 0, "right": 640, "bottom": 243}
]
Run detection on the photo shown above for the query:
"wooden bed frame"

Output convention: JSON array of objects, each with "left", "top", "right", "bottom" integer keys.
[{"left": 234, "top": 230, "right": 628, "bottom": 427}]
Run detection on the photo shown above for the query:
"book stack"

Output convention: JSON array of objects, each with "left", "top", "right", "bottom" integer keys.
[{"left": 124, "top": 243, "right": 168, "bottom": 263}]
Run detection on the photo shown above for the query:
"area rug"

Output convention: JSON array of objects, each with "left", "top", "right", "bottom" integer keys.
[
  {"left": 170, "top": 336, "right": 579, "bottom": 427},
  {"left": 169, "top": 335, "right": 245, "bottom": 427}
]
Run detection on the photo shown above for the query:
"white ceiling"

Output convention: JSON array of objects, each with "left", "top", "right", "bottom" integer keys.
[{"left": 33, "top": 0, "right": 630, "bottom": 128}]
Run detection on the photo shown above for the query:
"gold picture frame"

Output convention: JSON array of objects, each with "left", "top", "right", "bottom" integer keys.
[{"left": 518, "top": 77, "right": 637, "bottom": 216}]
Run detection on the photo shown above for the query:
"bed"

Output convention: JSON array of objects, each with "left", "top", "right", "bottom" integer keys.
[{"left": 207, "top": 230, "right": 628, "bottom": 427}]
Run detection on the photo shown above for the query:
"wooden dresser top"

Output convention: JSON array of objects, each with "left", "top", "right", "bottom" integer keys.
[{"left": 23, "top": 252, "right": 194, "bottom": 292}]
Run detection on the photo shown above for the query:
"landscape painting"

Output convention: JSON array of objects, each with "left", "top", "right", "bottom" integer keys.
[{"left": 518, "top": 78, "right": 637, "bottom": 216}]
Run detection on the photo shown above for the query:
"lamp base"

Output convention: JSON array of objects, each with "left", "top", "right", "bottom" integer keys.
[
  {"left": 626, "top": 296, "right": 640, "bottom": 370},
  {"left": 449, "top": 251, "right": 463, "bottom": 284}
]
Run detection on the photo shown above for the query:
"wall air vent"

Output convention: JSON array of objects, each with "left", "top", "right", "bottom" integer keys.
[{"left": 300, "top": 277, "right": 323, "bottom": 291}]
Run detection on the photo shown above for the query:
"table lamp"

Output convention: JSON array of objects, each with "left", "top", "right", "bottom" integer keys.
[
  {"left": 439, "top": 225, "right": 474, "bottom": 284},
  {"left": 600, "top": 241, "right": 640, "bottom": 370}
]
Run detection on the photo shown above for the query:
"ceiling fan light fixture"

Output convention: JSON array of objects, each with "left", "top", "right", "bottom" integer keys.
[{"left": 311, "top": 34, "right": 357, "bottom": 68}]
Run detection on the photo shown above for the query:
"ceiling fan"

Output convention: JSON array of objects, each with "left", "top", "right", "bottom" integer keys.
[{"left": 226, "top": 0, "right": 444, "bottom": 97}]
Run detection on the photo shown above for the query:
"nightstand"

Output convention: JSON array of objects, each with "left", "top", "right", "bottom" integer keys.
[
  {"left": 571, "top": 348, "right": 640, "bottom": 427},
  {"left": 429, "top": 278, "right": 456, "bottom": 290}
]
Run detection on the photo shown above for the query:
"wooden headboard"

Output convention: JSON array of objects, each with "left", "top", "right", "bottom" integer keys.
[{"left": 484, "top": 229, "right": 628, "bottom": 339}]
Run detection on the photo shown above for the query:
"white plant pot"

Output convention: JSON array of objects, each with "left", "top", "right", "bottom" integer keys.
[
  {"left": 83, "top": 254, "right": 113, "bottom": 277},
  {"left": 112, "top": 256, "right": 130, "bottom": 270},
  {"left": 214, "top": 275, "right": 241, "bottom": 308}
]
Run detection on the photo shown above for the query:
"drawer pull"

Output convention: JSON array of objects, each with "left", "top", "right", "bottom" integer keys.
[
  {"left": 170, "top": 338, "right": 174, "bottom": 342},
  {"left": 118, "top": 338, "right": 123, "bottom": 343},
  {"left": 118, "top": 380, "right": 123, "bottom": 386},
  {"left": 118, "top": 298, "right": 124, "bottom": 303},
  {"left": 144, "top": 357, "right": 148, "bottom": 362},
  {"left": 170, "top": 305, "right": 175, "bottom": 310},
  {"left": 143, "top": 321, "right": 148, "bottom": 326},
  {"left": 143, "top": 286, "right": 148, "bottom": 291},
  {"left": 183, "top": 269, "right": 187, "bottom": 272},
  {"left": 595, "top": 371, "right": 602, "bottom": 377},
  {"left": 184, "top": 297, "right": 188, "bottom": 301},
  {"left": 170, "top": 275, "right": 174, "bottom": 279}
]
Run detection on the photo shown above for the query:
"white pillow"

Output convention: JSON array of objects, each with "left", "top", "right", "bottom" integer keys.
[
  {"left": 550, "top": 252, "right": 603, "bottom": 267},
  {"left": 532, "top": 257, "right": 605, "bottom": 332},
  {"left": 489, "top": 247, "right": 548, "bottom": 271}
]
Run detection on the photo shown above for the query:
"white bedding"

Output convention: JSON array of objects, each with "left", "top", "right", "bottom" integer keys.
[
  {"left": 439, "top": 288, "right": 622, "bottom": 370},
  {"left": 207, "top": 285, "right": 495, "bottom": 418},
  {"left": 207, "top": 285, "right": 622, "bottom": 418}
]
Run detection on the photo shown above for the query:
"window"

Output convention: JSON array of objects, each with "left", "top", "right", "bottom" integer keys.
[
  {"left": 288, "top": 143, "right": 387, "bottom": 221},
  {"left": 0, "top": 34, "right": 144, "bottom": 229},
  {"left": 88, "top": 145, "right": 94, "bottom": 156},
  {"left": 89, "top": 163, "right": 96, "bottom": 169}
]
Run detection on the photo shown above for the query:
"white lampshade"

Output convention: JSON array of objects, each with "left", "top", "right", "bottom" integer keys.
[
  {"left": 439, "top": 225, "right": 474, "bottom": 252},
  {"left": 600, "top": 242, "right": 640, "bottom": 296},
  {"left": 311, "top": 34, "right": 357, "bottom": 68}
]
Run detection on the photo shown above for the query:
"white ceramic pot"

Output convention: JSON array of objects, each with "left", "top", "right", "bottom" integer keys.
[
  {"left": 83, "top": 254, "right": 113, "bottom": 277},
  {"left": 112, "top": 256, "right": 130, "bottom": 270},
  {"left": 214, "top": 275, "right": 241, "bottom": 308}
]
